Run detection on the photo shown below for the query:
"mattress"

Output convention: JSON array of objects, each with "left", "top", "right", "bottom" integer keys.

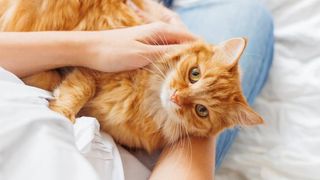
[{"left": 216, "top": 0, "right": 320, "bottom": 179}]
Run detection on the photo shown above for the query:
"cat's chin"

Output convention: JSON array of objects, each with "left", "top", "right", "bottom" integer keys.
[{"left": 159, "top": 71, "right": 179, "bottom": 112}]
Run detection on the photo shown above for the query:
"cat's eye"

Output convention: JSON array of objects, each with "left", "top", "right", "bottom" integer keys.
[
  {"left": 189, "top": 67, "right": 201, "bottom": 83},
  {"left": 195, "top": 104, "right": 208, "bottom": 118}
]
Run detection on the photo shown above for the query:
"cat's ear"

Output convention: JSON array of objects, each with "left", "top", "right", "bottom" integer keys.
[
  {"left": 228, "top": 103, "right": 264, "bottom": 126},
  {"left": 218, "top": 37, "right": 247, "bottom": 65}
]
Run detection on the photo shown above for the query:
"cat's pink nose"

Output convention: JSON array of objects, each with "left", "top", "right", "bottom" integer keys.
[{"left": 170, "top": 91, "right": 182, "bottom": 106}]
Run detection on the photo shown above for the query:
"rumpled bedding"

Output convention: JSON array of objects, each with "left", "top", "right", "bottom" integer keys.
[
  {"left": 0, "top": 68, "right": 126, "bottom": 180},
  {"left": 216, "top": 0, "right": 320, "bottom": 179}
]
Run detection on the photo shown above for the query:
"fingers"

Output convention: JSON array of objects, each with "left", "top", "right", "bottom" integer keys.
[
  {"left": 137, "top": 22, "right": 198, "bottom": 45},
  {"left": 157, "top": 23, "right": 198, "bottom": 43},
  {"left": 127, "top": 0, "right": 198, "bottom": 45}
]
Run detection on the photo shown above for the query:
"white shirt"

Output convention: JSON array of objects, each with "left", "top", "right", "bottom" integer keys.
[{"left": 0, "top": 67, "right": 150, "bottom": 180}]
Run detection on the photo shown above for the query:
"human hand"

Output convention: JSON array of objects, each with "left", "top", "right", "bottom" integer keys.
[{"left": 81, "top": 22, "right": 197, "bottom": 72}]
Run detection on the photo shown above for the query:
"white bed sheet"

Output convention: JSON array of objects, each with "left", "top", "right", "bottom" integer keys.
[
  {"left": 216, "top": 0, "right": 320, "bottom": 179},
  {"left": 0, "top": 68, "right": 128, "bottom": 180}
]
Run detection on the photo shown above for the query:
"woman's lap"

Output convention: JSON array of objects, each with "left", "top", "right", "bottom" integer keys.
[{"left": 175, "top": 0, "right": 274, "bottom": 168}]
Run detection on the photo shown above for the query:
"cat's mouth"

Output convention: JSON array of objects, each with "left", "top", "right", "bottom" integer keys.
[{"left": 160, "top": 87, "right": 181, "bottom": 111}]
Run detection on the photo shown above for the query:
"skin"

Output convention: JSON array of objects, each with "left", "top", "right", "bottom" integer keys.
[
  {"left": 0, "top": 1, "right": 217, "bottom": 179},
  {"left": 150, "top": 136, "right": 215, "bottom": 180},
  {"left": 0, "top": 22, "right": 195, "bottom": 77}
]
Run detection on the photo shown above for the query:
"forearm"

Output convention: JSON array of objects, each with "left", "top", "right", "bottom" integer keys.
[
  {"left": 0, "top": 32, "right": 92, "bottom": 77},
  {"left": 150, "top": 136, "right": 216, "bottom": 180}
]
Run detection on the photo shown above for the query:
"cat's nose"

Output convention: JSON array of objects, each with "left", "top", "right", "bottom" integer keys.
[{"left": 170, "top": 91, "right": 182, "bottom": 106}]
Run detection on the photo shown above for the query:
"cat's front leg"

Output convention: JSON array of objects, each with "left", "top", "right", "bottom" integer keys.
[{"left": 49, "top": 68, "right": 96, "bottom": 123}]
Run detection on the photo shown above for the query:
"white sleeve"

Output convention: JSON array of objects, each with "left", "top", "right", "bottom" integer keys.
[{"left": 0, "top": 67, "right": 124, "bottom": 180}]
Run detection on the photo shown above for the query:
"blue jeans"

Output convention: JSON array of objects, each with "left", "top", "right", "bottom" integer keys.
[{"left": 176, "top": 0, "right": 274, "bottom": 169}]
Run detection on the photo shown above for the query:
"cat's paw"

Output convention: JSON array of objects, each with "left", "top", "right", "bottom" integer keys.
[{"left": 49, "top": 101, "right": 76, "bottom": 123}]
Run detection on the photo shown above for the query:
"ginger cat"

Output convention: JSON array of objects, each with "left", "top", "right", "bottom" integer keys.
[{"left": 0, "top": 0, "right": 264, "bottom": 153}]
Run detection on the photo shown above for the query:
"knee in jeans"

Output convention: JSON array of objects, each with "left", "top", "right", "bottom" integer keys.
[{"left": 240, "top": 0, "right": 274, "bottom": 31}]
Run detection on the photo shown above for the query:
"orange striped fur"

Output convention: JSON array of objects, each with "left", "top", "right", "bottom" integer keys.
[{"left": 0, "top": 0, "right": 263, "bottom": 152}]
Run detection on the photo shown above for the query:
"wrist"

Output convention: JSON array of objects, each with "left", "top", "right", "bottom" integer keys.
[
  {"left": 62, "top": 31, "right": 97, "bottom": 68},
  {"left": 71, "top": 31, "right": 108, "bottom": 70}
]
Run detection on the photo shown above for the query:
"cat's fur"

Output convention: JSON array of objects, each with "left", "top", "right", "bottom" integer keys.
[{"left": 0, "top": 0, "right": 264, "bottom": 153}]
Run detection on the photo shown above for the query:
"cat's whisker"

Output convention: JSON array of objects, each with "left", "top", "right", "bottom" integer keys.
[
  {"left": 115, "top": 54, "right": 167, "bottom": 82},
  {"left": 136, "top": 53, "right": 166, "bottom": 79},
  {"left": 166, "top": 121, "right": 193, "bottom": 178},
  {"left": 153, "top": 44, "right": 178, "bottom": 73},
  {"left": 149, "top": 51, "right": 173, "bottom": 76},
  {"left": 182, "top": 122, "right": 192, "bottom": 160},
  {"left": 161, "top": 59, "right": 173, "bottom": 72},
  {"left": 146, "top": 57, "right": 167, "bottom": 79},
  {"left": 179, "top": 121, "right": 193, "bottom": 176},
  {"left": 145, "top": 32, "right": 178, "bottom": 71},
  {"left": 116, "top": 59, "right": 165, "bottom": 80},
  {"left": 167, "top": 124, "right": 186, "bottom": 170},
  {"left": 152, "top": 30, "right": 167, "bottom": 46},
  {"left": 147, "top": 30, "right": 162, "bottom": 46},
  {"left": 147, "top": 34, "right": 170, "bottom": 62},
  {"left": 140, "top": 67, "right": 164, "bottom": 80},
  {"left": 150, "top": 32, "right": 168, "bottom": 65},
  {"left": 159, "top": 31, "right": 170, "bottom": 47},
  {"left": 147, "top": 32, "right": 171, "bottom": 60},
  {"left": 163, "top": 122, "right": 186, "bottom": 169},
  {"left": 153, "top": 32, "right": 172, "bottom": 61}
]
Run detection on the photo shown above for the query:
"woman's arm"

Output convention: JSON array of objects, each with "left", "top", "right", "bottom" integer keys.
[
  {"left": 0, "top": 22, "right": 195, "bottom": 77},
  {"left": 150, "top": 136, "right": 216, "bottom": 180},
  {"left": 0, "top": 31, "right": 86, "bottom": 77}
]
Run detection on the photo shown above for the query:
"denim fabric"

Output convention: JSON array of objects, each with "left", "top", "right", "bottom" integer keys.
[
  {"left": 175, "top": 0, "right": 274, "bottom": 169},
  {"left": 161, "top": 0, "right": 174, "bottom": 7}
]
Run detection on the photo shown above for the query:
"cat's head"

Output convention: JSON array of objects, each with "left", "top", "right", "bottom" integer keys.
[{"left": 159, "top": 38, "right": 264, "bottom": 140}]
